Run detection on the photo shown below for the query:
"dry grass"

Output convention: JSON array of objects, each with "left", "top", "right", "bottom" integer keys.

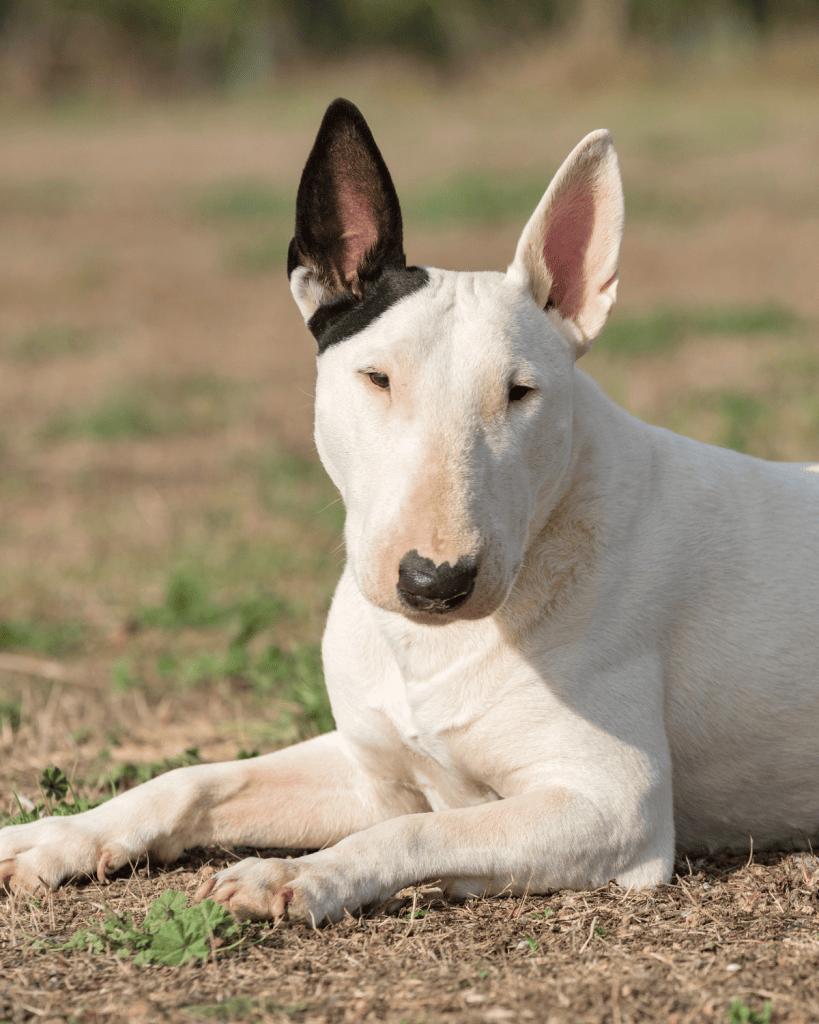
[
  {"left": 2, "top": 48, "right": 819, "bottom": 1024},
  {"left": 4, "top": 812, "right": 819, "bottom": 1024}
]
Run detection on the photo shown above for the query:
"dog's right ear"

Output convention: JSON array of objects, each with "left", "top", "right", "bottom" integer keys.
[{"left": 287, "top": 98, "right": 406, "bottom": 324}]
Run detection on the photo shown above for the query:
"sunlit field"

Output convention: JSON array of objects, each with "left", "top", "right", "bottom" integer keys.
[{"left": 2, "top": 48, "right": 819, "bottom": 1023}]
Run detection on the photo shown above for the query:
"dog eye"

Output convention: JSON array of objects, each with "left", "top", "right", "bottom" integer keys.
[
  {"left": 508, "top": 384, "right": 532, "bottom": 402},
  {"left": 368, "top": 372, "right": 390, "bottom": 390}
]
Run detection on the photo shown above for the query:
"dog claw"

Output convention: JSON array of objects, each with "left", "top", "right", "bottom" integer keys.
[
  {"left": 0, "top": 860, "right": 15, "bottom": 892},
  {"left": 193, "top": 876, "right": 218, "bottom": 904},
  {"left": 271, "top": 888, "right": 294, "bottom": 918},
  {"left": 194, "top": 861, "right": 300, "bottom": 921}
]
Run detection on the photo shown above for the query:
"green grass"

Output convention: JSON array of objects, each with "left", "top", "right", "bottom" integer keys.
[
  {"left": 256, "top": 449, "right": 344, "bottom": 534},
  {"left": 228, "top": 230, "right": 292, "bottom": 272},
  {"left": 195, "top": 180, "right": 293, "bottom": 221},
  {"left": 0, "top": 618, "right": 85, "bottom": 657},
  {"left": 624, "top": 186, "right": 702, "bottom": 224},
  {"left": 0, "top": 699, "right": 21, "bottom": 731},
  {"left": 207, "top": 171, "right": 705, "bottom": 274},
  {"left": 0, "top": 179, "right": 83, "bottom": 216},
  {"left": 635, "top": 106, "right": 771, "bottom": 161},
  {"left": 404, "top": 171, "right": 546, "bottom": 227},
  {"left": 101, "top": 748, "right": 203, "bottom": 790},
  {"left": 405, "top": 173, "right": 701, "bottom": 228},
  {"left": 138, "top": 570, "right": 237, "bottom": 630},
  {"left": 717, "top": 393, "right": 770, "bottom": 454},
  {"left": 43, "top": 375, "right": 239, "bottom": 442},
  {"left": 5, "top": 325, "right": 97, "bottom": 362},
  {"left": 727, "top": 998, "right": 772, "bottom": 1024},
  {"left": 132, "top": 568, "right": 333, "bottom": 735},
  {"left": 138, "top": 570, "right": 291, "bottom": 637},
  {"left": 194, "top": 179, "right": 293, "bottom": 273},
  {"left": 604, "top": 302, "right": 800, "bottom": 357}
]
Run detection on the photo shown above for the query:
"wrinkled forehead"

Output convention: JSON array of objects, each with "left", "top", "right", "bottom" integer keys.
[{"left": 318, "top": 268, "right": 537, "bottom": 374}]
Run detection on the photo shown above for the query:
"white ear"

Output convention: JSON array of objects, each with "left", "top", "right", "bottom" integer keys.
[{"left": 508, "top": 129, "right": 624, "bottom": 357}]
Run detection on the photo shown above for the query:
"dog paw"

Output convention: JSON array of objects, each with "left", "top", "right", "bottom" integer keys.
[
  {"left": 194, "top": 855, "right": 355, "bottom": 925},
  {"left": 1, "top": 817, "right": 98, "bottom": 893},
  {"left": 0, "top": 815, "right": 140, "bottom": 894}
]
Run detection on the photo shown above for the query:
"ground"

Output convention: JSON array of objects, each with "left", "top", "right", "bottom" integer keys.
[{"left": 1, "top": 45, "right": 819, "bottom": 1024}]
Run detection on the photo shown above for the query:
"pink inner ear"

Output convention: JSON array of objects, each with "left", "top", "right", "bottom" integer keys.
[
  {"left": 338, "top": 179, "right": 379, "bottom": 287},
  {"left": 542, "top": 176, "right": 595, "bottom": 320}
]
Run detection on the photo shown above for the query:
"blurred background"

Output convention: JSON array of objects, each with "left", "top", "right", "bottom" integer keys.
[{"left": 1, "top": 0, "right": 818, "bottom": 805}]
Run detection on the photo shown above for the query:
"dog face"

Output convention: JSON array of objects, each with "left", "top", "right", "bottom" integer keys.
[{"left": 288, "top": 100, "right": 624, "bottom": 623}]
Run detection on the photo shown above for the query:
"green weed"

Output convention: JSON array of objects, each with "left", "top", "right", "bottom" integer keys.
[
  {"left": 401, "top": 907, "right": 429, "bottom": 920},
  {"left": 605, "top": 302, "right": 799, "bottom": 357},
  {"left": 524, "top": 934, "right": 537, "bottom": 951},
  {"left": 4, "top": 767, "right": 106, "bottom": 826},
  {"left": 0, "top": 618, "right": 84, "bottom": 657},
  {"left": 40, "top": 766, "right": 69, "bottom": 804},
  {"left": 62, "top": 890, "right": 254, "bottom": 966},
  {"left": 727, "top": 998, "right": 772, "bottom": 1024}
]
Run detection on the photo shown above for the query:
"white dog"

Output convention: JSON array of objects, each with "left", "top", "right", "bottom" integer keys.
[{"left": 2, "top": 99, "right": 818, "bottom": 925}]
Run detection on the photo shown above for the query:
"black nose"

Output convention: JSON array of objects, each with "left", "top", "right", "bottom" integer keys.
[{"left": 397, "top": 550, "right": 478, "bottom": 614}]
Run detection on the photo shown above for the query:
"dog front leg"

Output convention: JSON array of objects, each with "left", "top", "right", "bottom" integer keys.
[
  {"left": 196, "top": 782, "right": 675, "bottom": 923},
  {"left": 0, "top": 731, "right": 427, "bottom": 894}
]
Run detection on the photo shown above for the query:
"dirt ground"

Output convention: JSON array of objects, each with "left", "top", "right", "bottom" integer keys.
[{"left": 2, "top": 46, "right": 819, "bottom": 1024}]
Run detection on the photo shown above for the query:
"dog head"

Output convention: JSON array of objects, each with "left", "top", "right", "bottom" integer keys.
[{"left": 288, "top": 99, "right": 623, "bottom": 624}]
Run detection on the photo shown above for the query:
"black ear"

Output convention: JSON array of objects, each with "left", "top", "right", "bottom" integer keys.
[{"left": 288, "top": 98, "right": 407, "bottom": 322}]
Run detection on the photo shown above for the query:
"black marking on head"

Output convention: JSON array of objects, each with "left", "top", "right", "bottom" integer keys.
[
  {"left": 288, "top": 98, "right": 406, "bottom": 298},
  {"left": 308, "top": 264, "right": 430, "bottom": 354},
  {"left": 286, "top": 236, "right": 301, "bottom": 280}
]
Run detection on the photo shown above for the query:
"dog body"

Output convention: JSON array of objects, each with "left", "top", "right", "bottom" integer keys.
[{"left": 2, "top": 100, "right": 818, "bottom": 924}]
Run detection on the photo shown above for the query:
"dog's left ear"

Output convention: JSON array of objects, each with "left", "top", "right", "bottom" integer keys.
[
  {"left": 509, "top": 130, "right": 624, "bottom": 357},
  {"left": 287, "top": 98, "right": 406, "bottom": 323}
]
